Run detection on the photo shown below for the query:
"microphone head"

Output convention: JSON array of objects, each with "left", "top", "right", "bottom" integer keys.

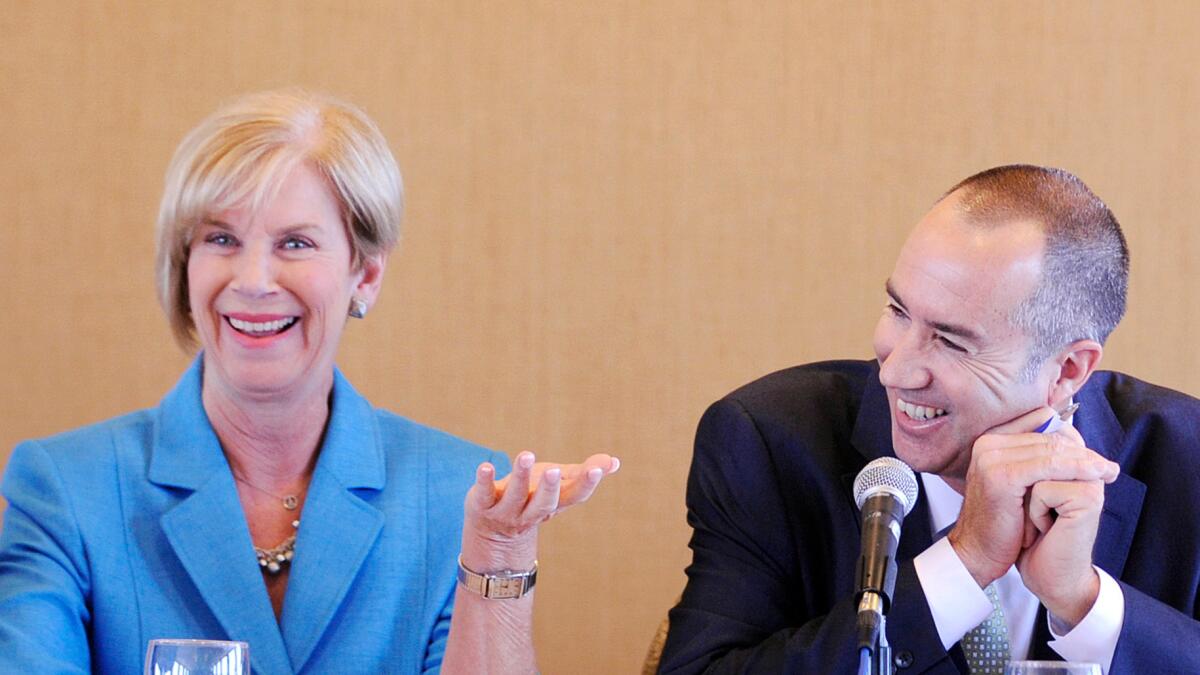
[{"left": 853, "top": 457, "right": 919, "bottom": 516}]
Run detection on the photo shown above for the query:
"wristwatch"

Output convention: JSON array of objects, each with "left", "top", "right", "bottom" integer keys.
[{"left": 456, "top": 556, "right": 538, "bottom": 599}]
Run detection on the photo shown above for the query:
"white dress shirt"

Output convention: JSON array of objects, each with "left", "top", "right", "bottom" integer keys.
[{"left": 913, "top": 472, "right": 1124, "bottom": 673}]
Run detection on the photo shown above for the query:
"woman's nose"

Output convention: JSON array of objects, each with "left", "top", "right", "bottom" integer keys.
[{"left": 230, "top": 245, "right": 278, "bottom": 297}]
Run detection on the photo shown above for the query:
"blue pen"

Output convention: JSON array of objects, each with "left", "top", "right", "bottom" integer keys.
[{"left": 1034, "top": 402, "right": 1081, "bottom": 434}]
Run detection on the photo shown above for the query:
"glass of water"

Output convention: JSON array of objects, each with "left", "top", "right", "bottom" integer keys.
[
  {"left": 1005, "top": 661, "right": 1101, "bottom": 675},
  {"left": 144, "top": 639, "right": 249, "bottom": 675}
]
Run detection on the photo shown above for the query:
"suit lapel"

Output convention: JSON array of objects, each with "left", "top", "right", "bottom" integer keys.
[
  {"left": 279, "top": 370, "right": 387, "bottom": 673},
  {"left": 1076, "top": 378, "right": 1146, "bottom": 579},
  {"left": 1028, "top": 376, "right": 1147, "bottom": 660},
  {"left": 845, "top": 372, "right": 936, "bottom": 557},
  {"left": 150, "top": 359, "right": 293, "bottom": 675}
]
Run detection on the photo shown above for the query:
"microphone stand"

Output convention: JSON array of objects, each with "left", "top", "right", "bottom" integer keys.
[
  {"left": 873, "top": 616, "right": 894, "bottom": 675},
  {"left": 856, "top": 614, "right": 894, "bottom": 675},
  {"left": 857, "top": 591, "right": 894, "bottom": 675}
]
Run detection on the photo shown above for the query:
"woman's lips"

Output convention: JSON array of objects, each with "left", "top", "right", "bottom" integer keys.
[{"left": 223, "top": 313, "right": 300, "bottom": 343}]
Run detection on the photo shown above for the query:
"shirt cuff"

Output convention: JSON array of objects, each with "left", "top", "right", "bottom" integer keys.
[
  {"left": 1047, "top": 566, "right": 1124, "bottom": 675},
  {"left": 914, "top": 536, "right": 993, "bottom": 650}
]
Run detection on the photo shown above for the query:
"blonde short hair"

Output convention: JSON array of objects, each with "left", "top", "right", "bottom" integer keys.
[{"left": 155, "top": 89, "right": 403, "bottom": 349}]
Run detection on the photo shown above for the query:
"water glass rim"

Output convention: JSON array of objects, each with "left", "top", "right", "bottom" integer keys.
[{"left": 147, "top": 638, "right": 249, "bottom": 648}]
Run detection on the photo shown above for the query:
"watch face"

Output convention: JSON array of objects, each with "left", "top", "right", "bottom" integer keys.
[{"left": 485, "top": 576, "right": 527, "bottom": 599}]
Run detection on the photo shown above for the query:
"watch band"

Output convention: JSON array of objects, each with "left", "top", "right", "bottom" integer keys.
[{"left": 456, "top": 556, "right": 538, "bottom": 599}]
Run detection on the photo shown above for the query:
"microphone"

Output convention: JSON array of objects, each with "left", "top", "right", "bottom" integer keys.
[{"left": 852, "top": 456, "right": 919, "bottom": 653}]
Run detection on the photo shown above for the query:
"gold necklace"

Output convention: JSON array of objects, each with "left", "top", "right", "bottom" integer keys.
[{"left": 234, "top": 474, "right": 302, "bottom": 511}]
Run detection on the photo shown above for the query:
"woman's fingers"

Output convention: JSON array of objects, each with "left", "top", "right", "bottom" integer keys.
[
  {"left": 525, "top": 467, "right": 562, "bottom": 520},
  {"left": 558, "top": 457, "right": 612, "bottom": 508},
  {"left": 467, "top": 462, "right": 499, "bottom": 512},
  {"left": 470, "top": 452, "right": 620, "bottom": 537}
]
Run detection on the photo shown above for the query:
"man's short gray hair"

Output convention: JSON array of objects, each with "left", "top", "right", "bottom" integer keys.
[{"left": 945, "top": 165, "right": 1130, "bottom": 378}]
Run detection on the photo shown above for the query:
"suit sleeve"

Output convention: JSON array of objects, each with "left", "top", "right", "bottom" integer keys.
[
  {"left": 0, "top": 441, "right": 92, "bottom": 673},
  {"left": 1108, "top": 581, "right": 1200, "bottom": 670},
  {"left": 660, "top": 399, "right": 957, "bottom": 674}
]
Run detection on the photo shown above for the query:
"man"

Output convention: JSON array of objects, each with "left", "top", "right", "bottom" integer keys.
[{"left": 660, "top": 165, "right": 1200, "bottom": 673}]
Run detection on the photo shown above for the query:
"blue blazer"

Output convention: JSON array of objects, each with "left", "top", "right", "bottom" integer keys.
[
  {"left": 662, "top": 360, "right": 1200, "bottom": 673},
  {"left": 0, "top": 358, "right": 509, "bottom": 674}
]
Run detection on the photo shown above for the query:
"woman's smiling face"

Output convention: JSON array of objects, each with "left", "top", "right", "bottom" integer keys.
[{"left": 187, "top": 161, "right": 383, "bottom": 400}]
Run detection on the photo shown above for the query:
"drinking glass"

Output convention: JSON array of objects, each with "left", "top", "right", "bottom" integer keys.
[
  {"left": 1004, "top": 661, "right": 1101, "bottom": 675},
  {"left": 144, "top": 639, "right": 250, "bottom": 675}
]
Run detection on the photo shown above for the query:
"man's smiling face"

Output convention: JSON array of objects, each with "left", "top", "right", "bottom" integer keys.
[{"left": 872, "top": 193, "right": 1055, "bottom": 488}]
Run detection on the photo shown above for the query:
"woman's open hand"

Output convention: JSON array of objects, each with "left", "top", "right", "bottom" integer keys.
[{"left": 460, "top": 452, "right": 619, "bottom": 571}]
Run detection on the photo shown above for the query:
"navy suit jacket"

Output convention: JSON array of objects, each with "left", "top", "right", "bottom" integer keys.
[
  {"left": 661, "top": 360, "right": 1200, "bottom": 673},
  {"left": 0, "top": 358, "right": 508, "bottom": 674}
]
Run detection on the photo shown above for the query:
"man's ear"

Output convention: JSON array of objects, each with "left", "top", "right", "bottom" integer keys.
[{"left": 1046, "top": 339, "right": 1103, "bottom": 409}]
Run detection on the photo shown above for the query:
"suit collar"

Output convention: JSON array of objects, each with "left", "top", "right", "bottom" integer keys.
[
  {"left": 151, "top": 357, "right": 389, "bottom": 674},
  {"left": 845, "top": 365, "right": 935, "bottom": 558},
  {"left": 850, "top": 363, "right": 893, "bottom": 463}
]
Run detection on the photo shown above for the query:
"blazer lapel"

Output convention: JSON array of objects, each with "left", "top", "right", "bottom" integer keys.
[
  {"left": 279, "top": 370, "right": 387, "bottom": 673},
  {"left": 160, "top": 483, "right": 294, "bottom": 675},
  {"left": 150, "top": 359, "right": 294, "bottom": 675}
]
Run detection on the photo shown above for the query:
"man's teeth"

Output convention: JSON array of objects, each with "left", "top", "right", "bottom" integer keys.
[
  {"left": 897, "top": 399, "right": 947, "bottom": 421},
  {"left": 228, "top": 317, "right": 297, "bottom": 334}
]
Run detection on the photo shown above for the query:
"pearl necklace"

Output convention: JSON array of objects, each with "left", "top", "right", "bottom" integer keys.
[{"left": 255, "top": 519, "right": 300, "bottom": 575}]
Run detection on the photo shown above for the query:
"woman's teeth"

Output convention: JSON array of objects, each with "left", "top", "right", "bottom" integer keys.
[
  {"left": 228, "top": 316, "right": 297, "bottom": 336},
  {"left": 897, "top": 398, "right": 947, "bottom": 421}
]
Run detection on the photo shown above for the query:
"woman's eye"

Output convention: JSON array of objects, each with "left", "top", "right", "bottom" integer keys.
[
  {"left": 205, "top": 232, "right": 236, "bottom": 247},
  {"left": 885, "top": 303, "right": 906, "bottom": 318},
  {"left": 281, "top": 237, "right": 313, "bottom": 250}
]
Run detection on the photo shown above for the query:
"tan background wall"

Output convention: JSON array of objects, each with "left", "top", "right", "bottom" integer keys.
[{"left": 3, "top": 2, "right": 1200, "bottom": 672}]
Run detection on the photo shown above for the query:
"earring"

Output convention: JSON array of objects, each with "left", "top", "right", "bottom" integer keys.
[{"left": 348, "top": 298, "right": 368, "bottom": 319}]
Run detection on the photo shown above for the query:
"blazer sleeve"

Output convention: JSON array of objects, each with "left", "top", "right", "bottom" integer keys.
[
  {"left": 0, "top": 440, "right": 92, "bottom": 673},
  {"left": 421, "top": 448, "right": 514, "bottom": 674},
  {"left": 660, "top": 398, "right": 957, "bottom": 674}
]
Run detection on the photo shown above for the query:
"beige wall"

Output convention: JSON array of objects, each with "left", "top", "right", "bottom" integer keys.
[{"left": 3, "top": 2, "right": 1200, "bottom": 671}]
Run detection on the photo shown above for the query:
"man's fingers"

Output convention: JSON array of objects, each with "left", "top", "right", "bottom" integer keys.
[
  {"left": 974, "top": 437, "right": 1118, "bottom": 485},
  {"left": 1029, "top": 479, "right": 1106, "bottom": 525},
  {"left": 997, "top": 452, "right": 1119, "bottom": 488},
  {"left": 985, "top": 406, "right": 1059, "bottom": 436}
]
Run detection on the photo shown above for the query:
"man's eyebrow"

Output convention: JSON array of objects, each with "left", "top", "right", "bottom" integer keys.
[{"left": 884, "top": 279, "right": 981, "bottom": 342}]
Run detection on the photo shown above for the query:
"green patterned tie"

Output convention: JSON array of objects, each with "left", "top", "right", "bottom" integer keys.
[{"left": 961, "top": 583, "right": 1010, "bottom": 675}]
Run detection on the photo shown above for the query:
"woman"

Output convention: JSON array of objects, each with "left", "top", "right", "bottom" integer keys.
[{"left": 0, "top": 89, "right": 617, "bottom": 673}]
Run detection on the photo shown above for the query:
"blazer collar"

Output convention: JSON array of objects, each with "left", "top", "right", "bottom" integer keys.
[
  {"left": 151, "top": 357, "right": 388, "bottom": 674},
  {"left": 148, "top": 358, "right": 386, "bottom": 491}
]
